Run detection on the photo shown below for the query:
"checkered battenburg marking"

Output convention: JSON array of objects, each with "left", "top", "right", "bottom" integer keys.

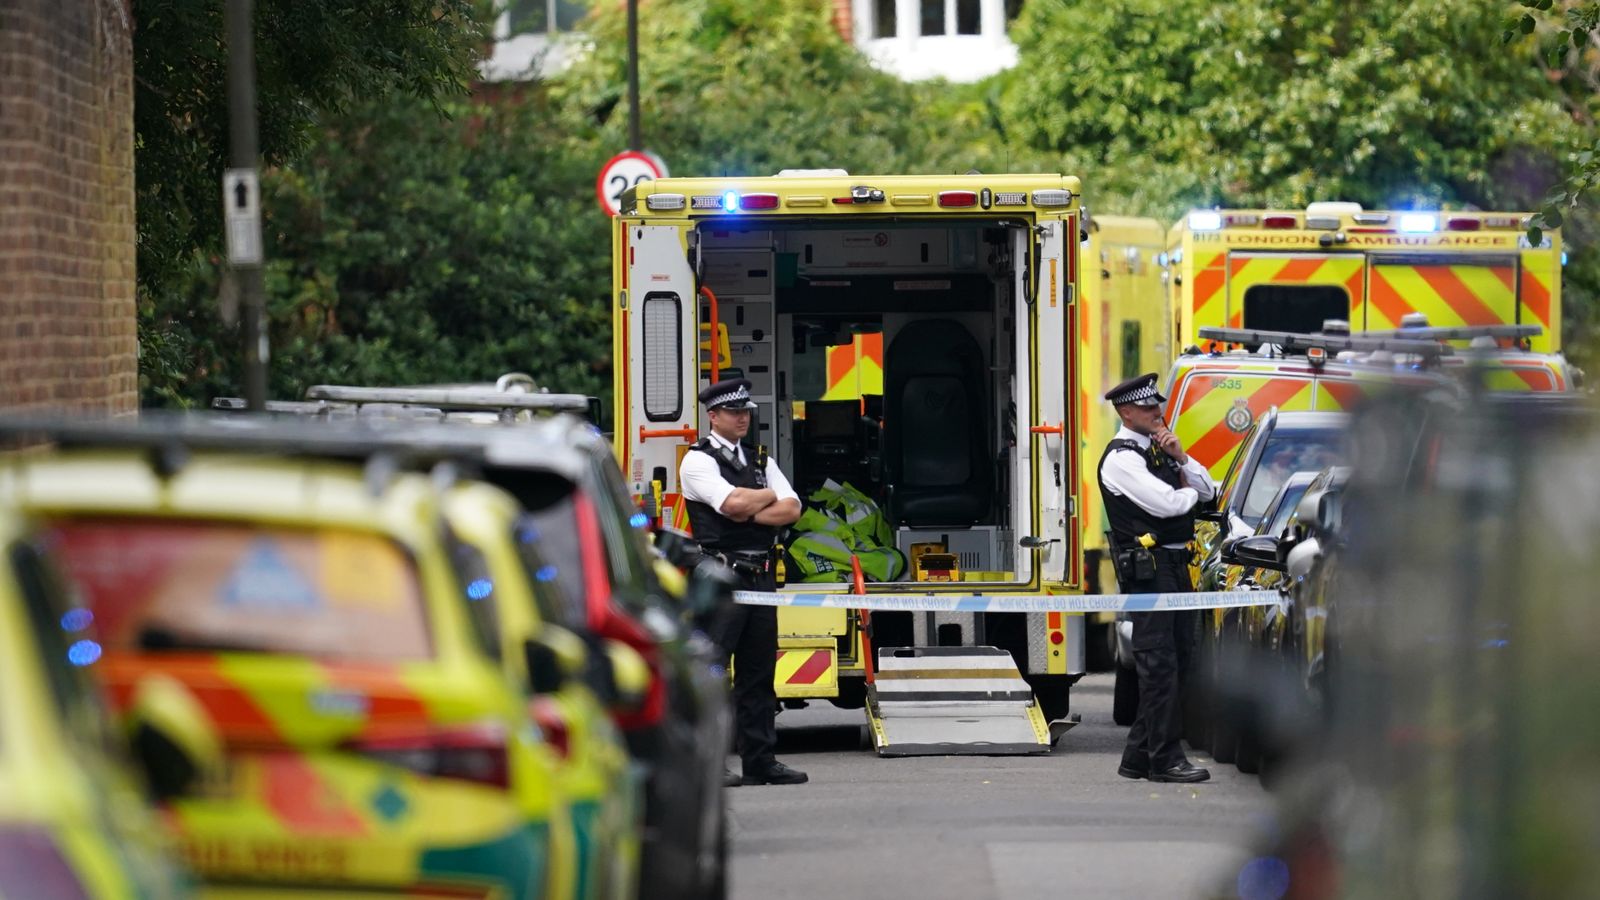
[
  {"left": 707, "top": 385, "right": 752, "bottom": 407},
  {"left": 1110, "top": 382, "right": 1159, "bottom": 405}
]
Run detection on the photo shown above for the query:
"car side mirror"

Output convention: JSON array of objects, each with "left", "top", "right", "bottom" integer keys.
[
  {"left": 601, "top": 638, "right": 652, "bottom": 712},
  {"left": 653, "top": 527, "right": 704, "bottom": 571},
  {"left": 126, "top": 675, "right": 223, "bottom": 800},
  {"left": 525, "top": 626, "right": 587, "bottom": 695},
  {"left": 684, "top": 558, "right": 738, "bottom": 623},
  {"left": 1230, "top": 535, "right": 1285, "bottom": 571},
  {"left": 1218, "top": 535, "right": 1244, "bottom": 565},
  {"left": 1194, "top": 495, "right": 1224, "bottom": 523}
]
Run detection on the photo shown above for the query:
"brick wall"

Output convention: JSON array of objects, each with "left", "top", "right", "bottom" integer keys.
[
  {"left": 0, "top": 0, "right": 138, "bottom": 414},
  {"left": 830, "top": 0, "right": 852, "bottom": 43}
]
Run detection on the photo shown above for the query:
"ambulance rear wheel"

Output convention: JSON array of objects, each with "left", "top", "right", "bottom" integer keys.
[
  {"left": 1112, "top": 664, "right": 1138, "bottom": 727},
  {"left": 830, "top": 677, "right": 867, "bottom": 710}
]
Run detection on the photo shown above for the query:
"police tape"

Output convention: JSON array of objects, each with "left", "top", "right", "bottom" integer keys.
[{"left": 731, "top": 590, "right": 1278, "bottom": 614}]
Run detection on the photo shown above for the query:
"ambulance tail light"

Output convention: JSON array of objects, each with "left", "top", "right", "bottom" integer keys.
[
  {"left": 938, "top": 190, "right": 979, "bottom": 208},
  {"left": 645, "top": 193, "right": 686, "bottom": 211},
  {"left": 1032, "top": 189, "right": 1074, "bottom": 208},
  {"left": 528, "top": 697, "right": 571, "bottom": 760},
  {"left": 0, "top": 826, "right": 90, "bottom": 900},
  {"left": 1263, "top": 215, "right": 1298, "bottom": 229},
  {"left": 1446, "top": 216, "right": 1482, "bottom": 231},
  {"left": 739, "top": 193, "right": 780, "bottom": 211},
  {"left": 354, "top": 722, "right": 511, "bottom": 790},
  {"left": 1188, "top": 211, "right": 1223, "bottom": 231}
]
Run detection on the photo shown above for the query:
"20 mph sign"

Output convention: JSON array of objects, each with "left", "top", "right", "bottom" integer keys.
[{"left": 597, "top": 151, "right": 668, "bottom": 216}]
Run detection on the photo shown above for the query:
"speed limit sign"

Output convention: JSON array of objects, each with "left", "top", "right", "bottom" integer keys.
[{"left": 597, "top": 150, "right": 669, "bottom": 216}]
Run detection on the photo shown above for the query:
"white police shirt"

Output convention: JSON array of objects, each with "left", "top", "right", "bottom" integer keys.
[
  {"left": 1100, "top": 426, "right": 1218, "bottom": 549},
  {"left": 679, "top": 431, "right": 799, "bottom": 515}
]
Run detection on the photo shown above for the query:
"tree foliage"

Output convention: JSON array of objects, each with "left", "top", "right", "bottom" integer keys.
[
  {"left": 1001, "top": 0, "right": 1581, "bottom": 218},
  {"left": 135, "top": 0, "right": 485, "bottom": 402}
]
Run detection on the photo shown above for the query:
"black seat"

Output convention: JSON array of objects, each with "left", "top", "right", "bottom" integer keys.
[{"left": 883, "top": 320, "right": 992, "bottom": 527}]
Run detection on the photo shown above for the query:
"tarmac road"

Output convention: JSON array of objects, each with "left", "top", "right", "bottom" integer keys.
[{"left": 727, "top": 672, "right": 1270, "bottom": 900}]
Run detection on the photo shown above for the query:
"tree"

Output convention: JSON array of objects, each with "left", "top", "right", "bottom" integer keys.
[
  {"left": 1001, "top": 0, "right": 1581, "bottom": 218},
  {"left": 135, "top": 0, "right": 485, "bottom": 403}
]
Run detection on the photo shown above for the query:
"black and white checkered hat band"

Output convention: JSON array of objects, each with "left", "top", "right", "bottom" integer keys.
[
  {"left": 707, "top": 386, "right": 752, "bottom": 408},
  {"left": 1112, "top": 383, "right": 1160, "bottom": 405}
]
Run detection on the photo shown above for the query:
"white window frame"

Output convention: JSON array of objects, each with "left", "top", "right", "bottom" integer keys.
[{"left": 642, "top": 293, "right": 684, "bottom": 422}]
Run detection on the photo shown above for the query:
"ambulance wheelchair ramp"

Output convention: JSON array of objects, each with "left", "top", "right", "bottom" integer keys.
[{"left": 866, "top": 646, "right": 1051, "bottom": 757}]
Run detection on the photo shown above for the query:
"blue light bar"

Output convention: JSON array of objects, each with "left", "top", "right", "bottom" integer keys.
[{"left": 1399, "top": 213, "right": 1437, "bottom": 233}]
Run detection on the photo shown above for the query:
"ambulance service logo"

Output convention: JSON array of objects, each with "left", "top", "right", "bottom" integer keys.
[{"left": 1225, "top": 398, "right": 1254, "bottom": 434}]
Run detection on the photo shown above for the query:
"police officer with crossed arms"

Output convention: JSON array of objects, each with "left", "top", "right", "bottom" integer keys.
[
  {"left": 679, "top": 378, "right": 808, "bottom": 786},
  {"left": 1097, "top": 373, "right": 1216, "bottom": 784}
]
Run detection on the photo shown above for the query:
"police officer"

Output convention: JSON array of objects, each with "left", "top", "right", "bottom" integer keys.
[
  {"left": 1097, "top": 373, "right": 1215, "bottom": 784},
  {"left": 679, "top": 378, "right": 808, "bottom": 787}
]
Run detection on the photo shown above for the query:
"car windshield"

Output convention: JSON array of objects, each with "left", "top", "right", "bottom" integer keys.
[
  {"left": 46, "top": 518, "right": 433, "bottom": 662},
  {"left": 1239, "top": 431, "right": 1342, "bottom": 526},
  {"left": 1258, "top": 480, "right": 1313, "bottom": 538}
]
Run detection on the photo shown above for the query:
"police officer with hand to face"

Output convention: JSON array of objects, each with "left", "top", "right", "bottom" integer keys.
[
  {"left": 1097, "top": 373, "right": 1216, "bottom": 784},
  {"left": 679, "top": 378, "right": 808, "bottom": 787}
]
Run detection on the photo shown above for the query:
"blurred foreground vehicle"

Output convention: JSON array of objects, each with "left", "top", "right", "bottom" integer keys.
[
  {"left": 0, "top": 416, "right": 582, "bottom": 900},
  {"left": 0, "top": 510, "right": 198, "bottom": 900},
  {"left": 217, "top": 389, "right": 735, "bottom": 900},
  {"left": 1213, "top": 387, "right": 1600, "bottom": 898}
]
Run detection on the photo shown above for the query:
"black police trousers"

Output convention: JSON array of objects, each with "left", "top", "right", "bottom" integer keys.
[
  {"left": 1120, "top": 547, "right": 1198, "bottom": 773},
  {"left": 708, "top": 567, "right": 778, "bottom": 774}
]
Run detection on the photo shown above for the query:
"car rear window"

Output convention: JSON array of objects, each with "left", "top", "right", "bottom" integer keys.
[
  {"left": 1239, "top": 432, "right": 1342, "bottom": 525},
  {"left": 46, "top": 519, "right": 432, "bottom": 662},
  {"left": 1260, "top": 481, "right": 1312, "bottom": 539}
]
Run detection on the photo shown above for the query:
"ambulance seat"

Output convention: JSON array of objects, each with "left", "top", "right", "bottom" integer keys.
[{"left": 883, "top": 320, "right": 991, "bottom": 527}]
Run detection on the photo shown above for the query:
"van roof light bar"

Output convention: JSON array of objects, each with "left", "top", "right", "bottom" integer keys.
[
  {"left": 305, "top": 385, "right": 592, "bottom": 413},
  {"left": 1197, "top": 326, "right": 1449, "bottom": 357},
  {"left": 1363, "top": 323, "right": 1543, "bottom": 342}
]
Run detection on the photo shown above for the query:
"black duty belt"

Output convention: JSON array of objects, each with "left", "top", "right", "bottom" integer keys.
[{"left": 705, "top": 548, "right": 773, "bottom": 578}]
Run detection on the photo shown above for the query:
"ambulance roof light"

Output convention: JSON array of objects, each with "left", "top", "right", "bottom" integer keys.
[
  {"left": 721, "top": 191, "right": 739, "bottom": 212},
  {"left": 1307, "top": 201, "right": 1363, "bottom": 216},
  {"left": 1188, "top": 211, "right": 1223, "bottom": 231},
  {"left": 1399, "top": 213, "right": 1438, "bottom": 233},
  {"left": 776, "top": 169, "right": 849, "bottom": 177}
]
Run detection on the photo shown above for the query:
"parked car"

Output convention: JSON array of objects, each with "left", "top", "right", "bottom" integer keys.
[
  {"left": 0, "top": 418, "right": 582, "bottom": 900},
  {"left": 1110, "top": 408, "right": 1346, "bottom": 731},
  {"left": 0, "top": 509, "right": 200, "bottom": 900}
]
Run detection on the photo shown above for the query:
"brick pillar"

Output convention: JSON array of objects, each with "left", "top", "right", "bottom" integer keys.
[
  {"left": 831, "top": 0, "right": 853, "bottom": 43},
  {"left": 0, "top": 0, "right": 138, "bottom": 414}
]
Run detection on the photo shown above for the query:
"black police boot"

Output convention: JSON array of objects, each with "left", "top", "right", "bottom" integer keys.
[
  {"left": 1149, "top": 761, "right": 1211, "bottom": 784},
  {"left": 742, "top": 761, "right": 808, "bottom": 786}
]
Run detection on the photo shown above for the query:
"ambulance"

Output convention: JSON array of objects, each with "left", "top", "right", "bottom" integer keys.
[
  {"left": 1165, "top": 203, "right": 1561, "bottom": 353},
  {"left": 612, "top": 172, "right": 1085, "bottom": 721},
  {"left": 1075, "top": 214, "right": 1171, "bottom": 664}
]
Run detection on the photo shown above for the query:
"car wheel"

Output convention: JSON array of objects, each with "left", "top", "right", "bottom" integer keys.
[{"left": 1112, "top": 663, "right": 1138, "bottom": 727}]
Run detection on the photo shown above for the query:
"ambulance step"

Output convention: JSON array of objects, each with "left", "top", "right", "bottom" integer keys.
[{"left": 866, "top": 646, "right": 1051, "bottom": 757}]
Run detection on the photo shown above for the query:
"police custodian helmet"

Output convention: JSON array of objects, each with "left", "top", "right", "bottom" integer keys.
[
  {"left": 1104, "top": 372, "right": 1166, "bottom": 407},
  {"left": 700, "top": 378, "right": 760, "bottom": 411}
]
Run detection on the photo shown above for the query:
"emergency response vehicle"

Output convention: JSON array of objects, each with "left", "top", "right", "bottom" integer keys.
[
  {"left": 612, "top": 171, "right": 1085, "bottom": 739},
  {"left": 1165, "top": 203, "right": 1561, "bottom": 352},
  {"left": 1077, "top": 214, "right": 1172, "bottom": 665}
]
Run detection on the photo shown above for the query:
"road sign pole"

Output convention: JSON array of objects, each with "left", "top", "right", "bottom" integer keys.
[
  {"left": 627, "top": 0, "right": 641, "bottom": 152},
  {"left": 225, "top": 0, "right": 267, "bottom": 411}
]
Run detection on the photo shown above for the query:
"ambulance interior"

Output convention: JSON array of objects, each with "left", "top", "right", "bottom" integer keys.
[{"left": 696, "top": 220, "right": 1037, "bottom": 589}]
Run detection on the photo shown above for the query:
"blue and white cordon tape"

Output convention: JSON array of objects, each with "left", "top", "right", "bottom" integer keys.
[{"left": 731, "top": 590, "right": 1278, "bottom": 614}]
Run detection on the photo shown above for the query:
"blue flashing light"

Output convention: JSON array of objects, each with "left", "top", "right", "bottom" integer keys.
[
  {"left": 1399, "top": 213, "right": 1437, "bottom": 233},
  {"left": 1562, "top": 251, "right": 1569, "bottom": 267},
  {"left": 721, "top": 191, "right": 739, "bottom": 213},
  {"left": 466, "top": 578, "right": 494, "bottom": 601},
  {"left": 1236, "top": 856, "right": 1291, "bottom": 900},
  {"left": 517, "top": 524, "right": 540, "bottom": 544},
  {"left": 535, "top": 565, "right": 558, "bottom": 583},
  {"left": 629, "top": 512, "right": 650, "bottom": 529},
  {"left": 67, "top": 639, "right": 102, "bottom": 667},
  {"left": 1187, "top": 211, "right": 1222, "bottom": 231},
  {"left": 60, "top": 608, "right": 94, "bottom": 632}
]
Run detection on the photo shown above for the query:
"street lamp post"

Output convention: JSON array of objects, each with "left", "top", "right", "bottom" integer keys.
[{"left": 225, "top": 0, "right": 268, "bottom": 411}]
